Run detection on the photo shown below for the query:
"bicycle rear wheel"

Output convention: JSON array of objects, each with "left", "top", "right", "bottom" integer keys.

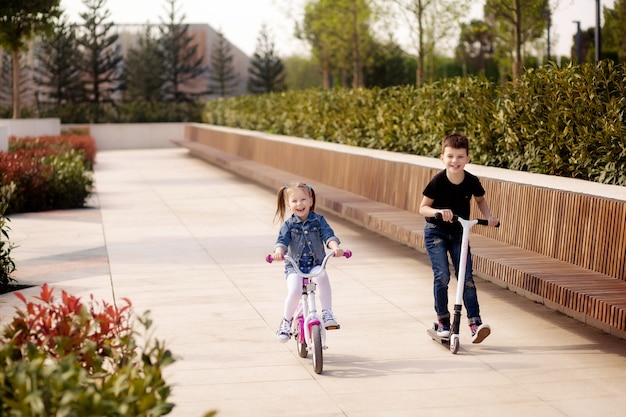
[{"left": 311, "top": 324, "right": 323, "bottom": 374}]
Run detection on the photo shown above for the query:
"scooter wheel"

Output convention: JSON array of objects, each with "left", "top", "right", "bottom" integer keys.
[{"left": 450, "top": 335, "right": 460, "bottom": 354}]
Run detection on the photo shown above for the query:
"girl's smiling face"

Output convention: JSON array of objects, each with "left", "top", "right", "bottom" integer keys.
[{"left": 286, "top": 187, "right": 313, "bottom": 221}]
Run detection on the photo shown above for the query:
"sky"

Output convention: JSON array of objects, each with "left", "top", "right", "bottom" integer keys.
[{"left": 59, "top": 0, "right": 615, "bottom": 59}]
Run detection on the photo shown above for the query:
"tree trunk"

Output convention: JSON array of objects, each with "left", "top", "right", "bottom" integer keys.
[
  {"left": 351, "top": 1, "right": 363, "bottom": 88},
  {"left": 322, "top": 46, "right": 331, "bottom": 90},
  {"left": 11, "top": 50, "right": 21, "bottom": 120},
  {"left": 513, "top": 0, "right": 522, "bottom": 79},
  {"left": 415, "top": 0, "right": 424, "bottom": 86}
]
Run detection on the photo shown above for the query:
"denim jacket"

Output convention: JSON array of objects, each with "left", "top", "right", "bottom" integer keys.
[{"left": 274, "top": 211, "right": 340, "bottom": 275}]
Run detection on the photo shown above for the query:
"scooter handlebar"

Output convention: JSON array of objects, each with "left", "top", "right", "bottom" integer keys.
[
  {"left": 436, "top": 213, "right": 500, "bottom": 228},
  {"left": 477, "top": 219, "right": 500, "bottom": 227}
]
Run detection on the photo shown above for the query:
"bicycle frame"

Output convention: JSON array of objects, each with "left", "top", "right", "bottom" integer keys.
[{"left": 294, "top": 275, "right": 325, "bottom": 351}]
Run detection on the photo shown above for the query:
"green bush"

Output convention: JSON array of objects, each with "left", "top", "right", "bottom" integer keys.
[
  {"left": 0, "top": 136, "right": 95, "bottom": 214},
  {"left": 116, "top": 101, "right": 204, "bottom": 123},
  {"left": 9, "top": 135, "right": 97, "bottom": 170},
  {"left": 0, "top": 285, "right": 177, "bottom": 416},
  {"left": 0, "top": 188, "right": 17, "bottom": 291},
  {"left": 203, "top": 61, "right": 626, "bottom": 186},
  {"left": 36, "top": 101, "right": 204, "bottom": 124},
  {"left": 492, "top": 61, "right": 626, "bottom": 183}
]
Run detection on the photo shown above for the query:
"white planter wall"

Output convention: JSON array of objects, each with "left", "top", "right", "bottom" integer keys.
[
  {"left": 0, "top": 119, "right": 61, "bottom": 141},
  {"left": 64, "top": 123, "right": 184, "bottom": 150}
]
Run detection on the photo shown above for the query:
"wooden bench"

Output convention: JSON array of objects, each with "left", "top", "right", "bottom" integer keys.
[{"left": 173, "top": 127, "right": 626, "bottom": 340}]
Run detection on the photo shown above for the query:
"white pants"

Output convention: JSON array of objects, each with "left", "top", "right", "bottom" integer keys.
[{"left": 283, "top": 266, "right": 332, "bottom": 320}]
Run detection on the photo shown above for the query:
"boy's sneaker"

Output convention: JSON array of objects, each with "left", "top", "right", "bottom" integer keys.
[
  {"left": 276, "top": 318, "right": 292, "bottom": 343},
  {"left": 322, "top": 310, "right": 340, "bottom": 329},
  {"left": 470, "top": 322, "right": 491, "bottom": 344},
  {"left": 436, "top": 321, "right": 451, "bottom": 338}
]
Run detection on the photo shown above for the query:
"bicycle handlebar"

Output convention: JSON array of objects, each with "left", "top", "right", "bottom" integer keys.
[{"left": 266, "top": 250, "right": 352, "bottom": 278}]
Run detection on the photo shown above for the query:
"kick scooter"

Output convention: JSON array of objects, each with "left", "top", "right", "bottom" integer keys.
[
  {"left": 426, "top": 213, "right": 499, "bottom": 354},
  {"left": 266, "top": 250, "right": 352, "bottom": 374}
]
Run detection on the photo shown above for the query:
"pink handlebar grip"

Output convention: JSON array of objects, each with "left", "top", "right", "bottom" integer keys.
[
  {"left": 343, "top": 250, "right": 352, "bottom": 258},
  {"left": 265, "top": 254, "right": 273, "bottom": 263}
]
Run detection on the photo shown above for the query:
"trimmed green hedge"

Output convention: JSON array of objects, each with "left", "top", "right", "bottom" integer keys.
[
  {"left": 0, "top": 136, "right": 95, "bottom": 214},
  {"left": 203, "top": 61, "right": 626, "bottom": 186}
]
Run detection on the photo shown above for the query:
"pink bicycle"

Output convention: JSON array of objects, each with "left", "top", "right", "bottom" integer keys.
[{"left": 266, "top": 250, "right": 352, "bottom": 374}]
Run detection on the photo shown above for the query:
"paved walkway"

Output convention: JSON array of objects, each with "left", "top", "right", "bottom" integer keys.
[{"left": 3, "top": 148, "right": 626, "bottom": 417}]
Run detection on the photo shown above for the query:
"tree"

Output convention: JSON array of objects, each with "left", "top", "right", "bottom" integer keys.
[
  {"left": 456, "top": 19, "right": 497, "bottom": 77},
  {"left": 603, "top": 0, "right": 626, "bottom": 63},
  {"left": 484, "top": 0, "right": 549, "bottom": 80},
  {"left": 283, "top": 56, "right": 322, "bottom": 90},
  {"left": 0, "top": 0, "right": 61, "bottom": 118},
  {"left": 248, "top": 25, "right": 286, "bottom": 94},
  {"left": 123, "top": 25, "right": 165, "bottom": 103},
  {"left": 209, "top": 30, "right": 238, "bottom": 97},
  {"left": 363, "top": 39, "right": 414, "bottom": 87},
  {"left": 75, "top": 0, "right": 123, "bottom": 122},
  {"left": 386, "top": 0, "right": 471, "bottom": 86},
  {"left": 158, "top": 0, "right": 208, "bottom": 103},
  {"left": 298, "top": 0, "right": 375, "bottom": 89},
  {"left": 33, "top": 16, "right": 84, "bottom": 105}
]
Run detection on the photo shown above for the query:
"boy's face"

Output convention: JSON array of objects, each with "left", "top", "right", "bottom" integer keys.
[
  {"left": 441, "top": 146, "right": 469, "bottom": 174},
  {"left": 286, "top": 187, "right": 312, "bottom": 221}
]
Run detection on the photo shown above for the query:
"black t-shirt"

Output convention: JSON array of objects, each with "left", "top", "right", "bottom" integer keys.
[{"left": 422, "top": 169, "right": 485, "bottom": 233}]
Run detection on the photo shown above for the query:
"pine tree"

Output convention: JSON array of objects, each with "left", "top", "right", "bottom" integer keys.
[
  {"left": 159, "top": 0, "right": 208, "bottom": 103},
  {"left": 33, "top": 16, "right": 84, "bottom": 105},
  {"left": 247, "top": 25, "right": 286, "bottom": 94},
  {"left": 123, "top": 25, "right": 165, "bottom": 103},
  {"left": 75, "top": 0, "right": 123, "bottom": 122},
  {"left": 209, "top": 30, "right": 238, "bottom": 97}
]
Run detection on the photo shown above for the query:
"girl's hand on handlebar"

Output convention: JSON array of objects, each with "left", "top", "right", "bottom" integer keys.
[
  {"left": 333, "top": 248, "right": 344, "bottom": 257},
  {"left": 271, "top": 252, "right": 285, "bottom": 261}
]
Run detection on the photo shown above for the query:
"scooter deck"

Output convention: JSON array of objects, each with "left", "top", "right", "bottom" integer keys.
[{"left": 426, "top": 326, "right": 450, "bottom": 345}]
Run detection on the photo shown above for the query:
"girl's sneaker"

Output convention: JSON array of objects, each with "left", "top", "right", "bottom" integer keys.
[
  {"left": 322, "top": 310, "right": 339, "bottom": 329},
  {"left": 470, "top": 322, "right": 491, "bottom": 344},
  {"left": 276, "top": 318, "right": 292, "bottom": 342}
]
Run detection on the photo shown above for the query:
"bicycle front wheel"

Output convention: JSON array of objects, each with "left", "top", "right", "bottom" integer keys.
[
  {"left": 311, "top": 324, "right": 323, "bottom": 374},
  {"left": 295, "top": 323, "right": 308, "bottom": 358}
]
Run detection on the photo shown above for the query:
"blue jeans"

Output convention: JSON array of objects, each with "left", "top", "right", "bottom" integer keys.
[{"left": 423, "top": 223, "right": 481, "bottom": 324}]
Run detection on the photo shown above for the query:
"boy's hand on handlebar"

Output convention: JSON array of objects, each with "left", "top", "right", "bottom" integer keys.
[
  {"left": 438, "top": 209, "right": 454, "bottom": 222},
  {"left": 487, "top": 216, "right": 500, "bottom": 227}
]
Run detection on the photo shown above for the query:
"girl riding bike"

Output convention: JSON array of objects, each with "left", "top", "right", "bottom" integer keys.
[{"left": 270, "top": 182, "right": 344, "bottom": 342}]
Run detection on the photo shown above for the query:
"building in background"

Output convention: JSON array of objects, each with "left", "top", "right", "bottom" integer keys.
[{"left": 0, "top": 22, "right": 250, "bottom": 107}]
